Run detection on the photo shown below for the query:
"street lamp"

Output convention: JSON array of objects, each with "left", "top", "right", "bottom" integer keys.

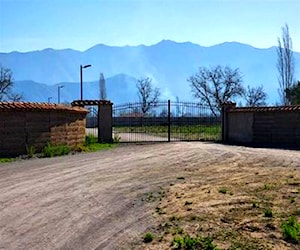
[
  {"left": 80, "top": 64, "right": 92, "bottom": 100},
  {"left": 58, "top": 85, "right": 64, "bottom": 104}
]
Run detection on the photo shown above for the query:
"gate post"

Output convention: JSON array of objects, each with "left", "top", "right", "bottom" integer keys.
[
  {"left": 98, "top": 100, "right": 113, "bottom": 143},
  {"left": 168, "top": 100, "right": 171, "bottom": 142},
  {"left": 221, "top": 102, "right": 236, "bottom": 142}
]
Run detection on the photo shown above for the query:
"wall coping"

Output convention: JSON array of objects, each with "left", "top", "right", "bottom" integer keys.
[
  {"left": 0, "top": 102, "right": 89, "bottom": 113},
  {"left": 229, "top": 105, "right": 300, "bottom": 113},
  {"left": 71, "top": 100, "right": 113, "bottom": 106}
]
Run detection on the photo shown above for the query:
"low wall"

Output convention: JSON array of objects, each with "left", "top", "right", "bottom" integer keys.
[
  {"left": 224, "top": 104, "right": 300, "bottom": 148},
  {"left": 0, "top": 102, "right": 88, "bottom": 157}
]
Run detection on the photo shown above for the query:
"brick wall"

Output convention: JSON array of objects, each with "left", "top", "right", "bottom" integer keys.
[
  {"left": 0, "top": 102, "right": 88, "bottom": 157},
  {"left": 224, "top": 104, "right": 300, "bottom": 148}
]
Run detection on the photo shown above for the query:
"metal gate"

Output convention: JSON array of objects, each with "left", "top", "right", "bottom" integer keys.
[{"left": 113, "top": 100, "right": 221, "bottom": 142}]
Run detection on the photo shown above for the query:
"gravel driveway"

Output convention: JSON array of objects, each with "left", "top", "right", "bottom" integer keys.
[{"left": 0, "top": 142, "right": 299, "bottom": 249}]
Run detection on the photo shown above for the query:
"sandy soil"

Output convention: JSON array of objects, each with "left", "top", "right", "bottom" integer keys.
[{"left": 0, "top": 142, "right": 299, "bottom": 250}]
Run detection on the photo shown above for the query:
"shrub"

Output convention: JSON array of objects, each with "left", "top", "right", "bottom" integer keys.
[
  {"left": 43, "top": 143, "right": 71, "bottom": 157},
  {"left": 264, "top": 208, "right": 273, "bottom": 218},
  {"left": 281, "top": 216, "right": 300, "bottom": 244},
  {"left": 143, "top": 232, "right": 154, "bottom": 243}
]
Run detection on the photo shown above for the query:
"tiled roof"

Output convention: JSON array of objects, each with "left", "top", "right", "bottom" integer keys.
[
  {"left": 71, "top": 100, "right": 113, "bottom": 106},
  {"left": 0, "top": 102, "right": 89, "bottom": 113},
  {"left": 229, "top": 105, "right": 300, "bottom": 112}
]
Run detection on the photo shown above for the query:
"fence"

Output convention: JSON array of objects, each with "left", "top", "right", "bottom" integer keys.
[{"left": 113, "top": 101, "right": 221, "bottom": 142}]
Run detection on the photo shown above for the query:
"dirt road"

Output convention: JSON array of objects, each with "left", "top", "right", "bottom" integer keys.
[{"left": 0, "top": 142, "right": 299, "bottom": 249}]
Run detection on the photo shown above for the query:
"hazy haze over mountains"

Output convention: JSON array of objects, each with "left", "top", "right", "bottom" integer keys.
[{"left": 1, "top": 40, "right": 299, "bottom": 104}]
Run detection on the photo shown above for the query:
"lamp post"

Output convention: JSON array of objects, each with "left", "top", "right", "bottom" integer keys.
[
  {"left": 80, "top": 64, "right": 92, "bottom": 100},
  {"left": 58, "top": 85, "right": 64, "bottom": 104}
]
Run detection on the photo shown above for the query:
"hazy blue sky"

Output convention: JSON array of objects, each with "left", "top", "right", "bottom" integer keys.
[{"left": 0, "top": 0, "right": 299, "bottom": 52}]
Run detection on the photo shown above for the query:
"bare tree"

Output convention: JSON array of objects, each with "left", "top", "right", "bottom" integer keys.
[
  {"left": 0, "top": 67, "right": 22, "bottom": 101},
  {"left": 99, "top": 73, "right": 107, "bottom": 100},
  {"left": 136, "top": 77, "right": 160, "bottom": 115},
  {"left": 277, "top": 24, "right": 295, "bottom": 105},
  {"left": 244, "top": 85, "right": 267, "bottom": 107},
  {"left": 188, "top": 65, "right": 244, "bottom": 116}
]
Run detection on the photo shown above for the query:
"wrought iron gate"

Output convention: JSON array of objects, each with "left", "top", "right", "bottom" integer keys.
[{"left": 113, "top": 100, "right": 221, "bottom": 142}]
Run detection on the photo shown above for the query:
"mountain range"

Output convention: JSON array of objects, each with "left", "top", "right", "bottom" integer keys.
[{"left": 1, "top": 40, "right": 300, "bottom": 104}]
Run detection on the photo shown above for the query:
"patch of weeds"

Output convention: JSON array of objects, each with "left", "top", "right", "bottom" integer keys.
[
  {"left": 113, "top": 132, "right": 121, "bottom": 143},
  {"left": 290, "top": 196, "right": 296, "bottom": 203},
  {"left": 0, "top": 158, "right": 13, "bottom": 163},
  {"left": 219, "top": 187, "right": 228, "bottom": 194},
  {"left": 293, "top": 209, "right": 300, "bottom": 216},
  {"left": 155, "top": 206, "right": 166, "bottom": 215},
  {"left": 264, "top": 183, "right": 275, "bottom": 190},
  {"left": 184, "top": 201, "right": 193, "bottom": 206},
  {"left": 252, "top": 202, "right": 259, "bottom": 208},
  {"left": 171, "top": 234, "right": 218, "bottom": 250},
  {"left": 143, "top": 232, "right": 154, "bottom": 243},
  {"left": 264, "top": 208, "right": 273, "bottom": 218},
  {"left": 26, "top": 145, "right": 36, "bottom": 158},
  {"left": 43, "top": 143, "right": 71, "bottom": 157},
  {"left": 170, "top": 226, "right": 184, "bottom": 236},
  {"left": 288, "top": 181, "right": 300, "bottom": 186},
  {"left": 281, "top": 216, "right": 300, "bottom": 244}
]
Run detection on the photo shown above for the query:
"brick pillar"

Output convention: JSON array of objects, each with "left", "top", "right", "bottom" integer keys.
[
  {"left": 98, "top": 101, "right": 113, "bottom": 143},
  {"left": 221, "top": 102, "right": 236, "bottom": 142}
]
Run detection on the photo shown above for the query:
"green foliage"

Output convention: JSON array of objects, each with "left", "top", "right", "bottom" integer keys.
[
  {"left": 143, "top": 232, "right": 154, "bottom": 243},
  {"left": 219, "top": 187, "right": 228, "bottom": 194},
  {"left": 171, "top": 235, "right": 218, "bottom": 250},
  {"left": 264, "top": 208, "right": 273, "bottom": 218},
  {"left": 286, "top": 80, "right": 300, "bottom": 105},
  {"left": 43, "top": 143, "right": 71, "bottom": 157},
  {"left": 26, "top": 145, "right": 36, "bottom": 158},
  {"left": 281, "top": 216, "right": 300, "bottom": 244},
  {"left": 0, "top": 158, "right": 13, "bottom": 163}
]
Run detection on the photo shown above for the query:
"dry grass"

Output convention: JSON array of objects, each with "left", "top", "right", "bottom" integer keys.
[{"left": 140, "top": 155, "right": 300, "bottom": 249}]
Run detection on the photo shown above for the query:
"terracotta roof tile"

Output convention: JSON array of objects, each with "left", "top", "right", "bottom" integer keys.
[
  {"left": 229, "top": 105, "right": 300, "bottom": 112},
  {"left": 71, "top": 100, "right": 113, "bottom": 106},
  {"left": 0, "top": 102, "right": 89, "bottom": 113}
]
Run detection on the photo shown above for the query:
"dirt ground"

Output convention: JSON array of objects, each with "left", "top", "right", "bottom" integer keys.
[{"left": 0, "top": 142, "right": 299, "bottom": 249}]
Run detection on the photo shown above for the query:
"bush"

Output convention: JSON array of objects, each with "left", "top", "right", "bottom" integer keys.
[
  {"left": 281, "top": 216, "right": 300, "bottom": 244},
  {"left": 43, "top": 143, "right": 71, "bottom": 157},
  {"left": 264, "top": 208, "right": 273, "bottom": 218},
  {"left": 143, "top": 232, "right": 153, "bottom": 243}
]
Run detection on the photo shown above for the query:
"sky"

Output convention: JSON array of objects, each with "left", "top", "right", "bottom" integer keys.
[{"left": 0, "top": 0, "right": 299, "bottom": 53}]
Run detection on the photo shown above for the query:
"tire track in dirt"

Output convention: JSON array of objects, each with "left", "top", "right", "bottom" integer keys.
[{"left": 0, "top": 142, "right": 299, "bottom": 249}]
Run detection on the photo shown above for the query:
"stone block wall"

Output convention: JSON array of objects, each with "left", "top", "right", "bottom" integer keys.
[{"left": 0, "top": 102, "right": 88, "bottom": 157}]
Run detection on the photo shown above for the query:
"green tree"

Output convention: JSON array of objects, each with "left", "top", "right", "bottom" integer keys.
[
  {"left": 0, "top": 67, "right": 22, "bottom": 101},
  {"left": 286, "top": 81, "right": 300, "bottom": 105}
]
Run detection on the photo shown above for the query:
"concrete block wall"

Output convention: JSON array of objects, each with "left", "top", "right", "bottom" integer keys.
[
  {"left": 0, "top": 102, "right": 88, "bottom": 157},
  {"left": 224, "top": 104, "right": 300, "bottom": 148}
]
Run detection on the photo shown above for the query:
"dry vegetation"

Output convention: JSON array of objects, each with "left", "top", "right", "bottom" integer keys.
[{"left": 137, "top": 149, "right": 300, "bottom": 250}]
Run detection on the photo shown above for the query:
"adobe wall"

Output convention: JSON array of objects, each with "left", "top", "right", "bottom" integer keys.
[
  {"left": 0, "top": 102, "right": 88, "bottom": 157},
  {"left": 224, "top": 105, "right": 300, "bottom": 148}
]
